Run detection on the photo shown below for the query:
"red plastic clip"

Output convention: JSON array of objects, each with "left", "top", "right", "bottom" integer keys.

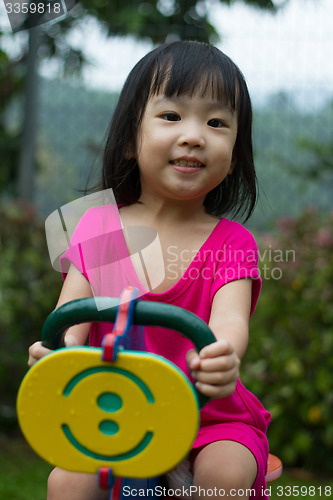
[
  {"left": 110, "top": 478, "right": 123, "bottom": 500},
  {"left": 102, "top": 286, "right": 138, "bottom": 363},
  {"left": 98, "top": 467, "right": 114, "bottom": 489},
  {"left": 102, "top": 333, "right": 116, "bottom": 362},
  {"left": 112, "top": 287, "right": 135, "bottom": 337}
]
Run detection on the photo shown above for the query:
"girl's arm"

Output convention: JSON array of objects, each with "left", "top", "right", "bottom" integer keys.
[
  {"left": 186, "top": 278, "right": 252, "bottom": 398},
  {"left": 28, "top": 265, "right": 93, "bottom": 366}
]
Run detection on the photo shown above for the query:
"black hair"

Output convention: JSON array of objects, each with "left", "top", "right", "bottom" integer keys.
[{"left": 100, "top": 40, "right": 258, "bottom": 221}]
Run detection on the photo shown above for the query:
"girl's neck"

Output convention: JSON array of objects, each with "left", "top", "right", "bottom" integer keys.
[{"left": 136, "top": 195, "right": 213, "bottom": 226}]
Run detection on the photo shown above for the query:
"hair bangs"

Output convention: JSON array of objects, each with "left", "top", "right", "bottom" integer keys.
[{"left": 149, "top": 42, "right": 238, "bottom": 111}]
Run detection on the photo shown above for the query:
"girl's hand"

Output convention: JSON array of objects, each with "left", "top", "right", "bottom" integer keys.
[
  {"left": 186, "top": 339, "right": 240, "bottom": 399},
  {"left": 27, "top": 334, "right": 79, "bottom": 367},
  {"left": 28, "top": 341, "right": 52, "bottom": 367}
]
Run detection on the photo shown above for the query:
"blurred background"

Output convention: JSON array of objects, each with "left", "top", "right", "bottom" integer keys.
[{"left": 0, "top": 0, "right": 332, "bottom": 497}]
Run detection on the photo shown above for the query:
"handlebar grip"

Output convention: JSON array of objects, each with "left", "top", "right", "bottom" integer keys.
[{"left": 42, "top": 297, "right": 216, "bottom": 351}]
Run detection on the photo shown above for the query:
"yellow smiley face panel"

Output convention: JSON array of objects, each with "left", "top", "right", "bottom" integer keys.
[{"left": 17, "top": 347, "right": 199, "bottom": 478}]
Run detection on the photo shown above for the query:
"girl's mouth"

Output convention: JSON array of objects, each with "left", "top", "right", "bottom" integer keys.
[{"left": 170, "top": 160, "right": 205, "bottom": 172}]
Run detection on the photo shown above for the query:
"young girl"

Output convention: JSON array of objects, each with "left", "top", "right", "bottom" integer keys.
[{"left": 29, "top": 41, "right": 271, "bottom": 500}]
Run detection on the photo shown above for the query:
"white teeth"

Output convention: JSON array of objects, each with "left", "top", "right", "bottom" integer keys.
[{"left": 172, "top": 160, "right": 204, "bottom": 167}]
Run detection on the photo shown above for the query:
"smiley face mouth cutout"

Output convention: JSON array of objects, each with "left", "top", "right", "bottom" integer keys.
[
  {"left": 62, "top": 365, "right": 155, "bottom": 462},
  {"left": 62, "top": 424, "right": 154, "bottom": 462}
]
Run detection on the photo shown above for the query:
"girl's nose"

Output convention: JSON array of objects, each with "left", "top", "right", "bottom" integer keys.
[{"left": 177, "top": 123, "right": 205, "bottom": 149}]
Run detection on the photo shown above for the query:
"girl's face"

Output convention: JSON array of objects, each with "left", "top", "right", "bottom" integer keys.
[{"left": 135, "top": 92, "right": 238, "bottom": 206}]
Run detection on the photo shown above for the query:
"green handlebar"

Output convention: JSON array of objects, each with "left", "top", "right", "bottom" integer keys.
[
  {"left": 42, "top": 297, "right": 216, "bottom": 351},
  {"left": 41, "top": 297, "right": 216, "bottom": 407}
]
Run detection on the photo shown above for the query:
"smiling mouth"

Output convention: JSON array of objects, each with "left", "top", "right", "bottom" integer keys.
[
  {"left": 170, "top": 160, "right": 205, "bottom": 168},
  {"left": 62, "top": 424, "right": 154, "bottom": 462}
]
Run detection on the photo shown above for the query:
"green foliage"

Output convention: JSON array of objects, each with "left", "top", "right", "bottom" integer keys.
[
  {"left": 75, "top": 0, "right": 277, "bottom": 44},
  {"left": 286, "top": 134, "right": 333, "bottom": 182},
  {"left": 0, "top": 202, "right": 62, "bottom": 430},
  {"left": 244, "top": 209, "right": 333, "bottom": 473}
]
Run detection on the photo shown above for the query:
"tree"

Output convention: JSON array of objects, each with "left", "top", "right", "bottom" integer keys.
[
  {"left": 0, "top": 0, "right": 283, "bottom": 201},
  {"left": 0, "top": 45, "right": 24, "bottom": 195},
  {"left": 76, "top": 0, "right": 278, "bottom": 43}
]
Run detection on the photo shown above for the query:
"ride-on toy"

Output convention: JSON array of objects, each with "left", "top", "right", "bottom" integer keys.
[{"left": 17, "top": 287, "right": 282, "bottom": 498}]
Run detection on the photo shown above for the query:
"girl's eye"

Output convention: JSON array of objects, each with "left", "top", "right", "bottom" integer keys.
[
  {"left": 208, "top": 119, "right": 226, "bottom": 128},
  {"left": 161, "top": 112, "right": 180, "bottom": 121}
]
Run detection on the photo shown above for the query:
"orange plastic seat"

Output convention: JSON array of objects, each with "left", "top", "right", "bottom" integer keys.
[{"left": 265, "top": 454, "right": 283, "bottom": 482}]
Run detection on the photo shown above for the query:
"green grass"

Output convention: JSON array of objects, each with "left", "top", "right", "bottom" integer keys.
[
  {"left": 0, "top": 434, "right": 332, "bottom": 499},
  {"left": 0, "top": 434, "right": 52, "bottom": 500}
]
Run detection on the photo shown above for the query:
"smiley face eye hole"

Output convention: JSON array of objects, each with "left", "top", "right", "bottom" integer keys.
[
  {"left": 99, "top": 420, "right": 119, "bottom": 436},
  {"left": 97, "top": 392, "right": 123, "bottom": 412}
]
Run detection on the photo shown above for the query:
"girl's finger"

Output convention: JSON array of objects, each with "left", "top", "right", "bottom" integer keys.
[
  {"left": 197, "top": 354, "right": 239, "bottom": 373},
  {"left": 186, "top": 348, "right": 201, "bottom": 370},
  {"left": 191, "top": 366, "right": 239, "bottom": 386},
  {"left": 28, "top": 341, "right": 52, "bottom": 367},
  {"left": 195, "top": 380, "right": 237, "bottom": 399},
  {"left": 199, "top": 339, "right": 233, "bottom": 359}
]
